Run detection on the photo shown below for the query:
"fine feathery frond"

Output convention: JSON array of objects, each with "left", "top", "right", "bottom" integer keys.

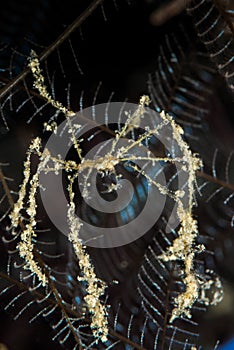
[{"left": 187, "top": 0, "right": 234, "bottom": 94}]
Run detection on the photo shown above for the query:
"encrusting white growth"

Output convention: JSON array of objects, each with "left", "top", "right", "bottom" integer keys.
[
  {"left": 67, "top": 178, "right": 108, "bottom": 342},
  {"left": 158, "top": 111, "right": 204, "bottom": 322},
  {"left": 28, "top": 51, "right": 75, "bottom": 118},
  {"left": 9, "top": 137, "right": 47, "bottom": 286},
  {"left": 18, "top": 171, "right": 47, "bottom": 286},
  {"left": 9, "top": 49, "right": 223, "bottom": 344},
  {"left": 158, "top": 111, "right": 222, "bottom": 322},
  {"left": 9, "top": 137, "right": 41, "bottom": 228},
  {"left": 28, "top": 50, "right": 82, "bottom": 160}
]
